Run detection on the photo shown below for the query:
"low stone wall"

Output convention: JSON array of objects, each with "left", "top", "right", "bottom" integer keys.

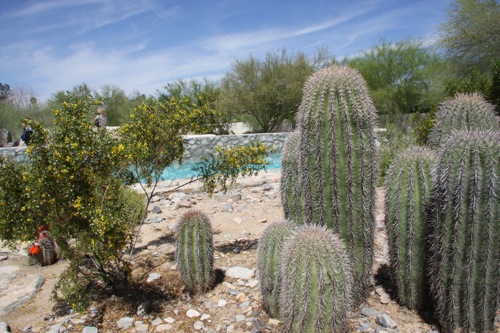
[{"left": 0, "top": 133, "right": 290, "bottom": 164}]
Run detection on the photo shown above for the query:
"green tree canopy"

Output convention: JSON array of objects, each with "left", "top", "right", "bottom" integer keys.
[
  {"left": 439, "top": 0, "right": 500, "bottom": 76},
  {"left": 218, "top": 49, "right": 315, "bottom": 132},
  {"left": 343, "top": 39, "right": 446, "bottom": 114}
]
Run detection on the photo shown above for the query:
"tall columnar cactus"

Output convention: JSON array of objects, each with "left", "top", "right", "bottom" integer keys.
[
  {"left": 175, "top": 210, "right": 214, "bottom": 294},
  {"left": 384, "top": 146, "right": 436, "bottom": 310},
  {"left": 280, "top": 225, "right": 353, "bottom": 333},
  {"left": 280, "top": 131, "right": 304, "bottom": 224},
  {"left": 257, "top": 220, "right": 294, "bottom": 318},
  {"left": 430, "top": 130, "right": 499, "bottom": 333},
  {"left": 428, "top": 93, "right": 499, "bottom": 149},
  {"left": 296, "top": 64, "right": 378, "bottom": 306}
]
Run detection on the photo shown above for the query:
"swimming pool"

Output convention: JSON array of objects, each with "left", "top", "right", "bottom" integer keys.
[{"left": 158, "top": 152, "right": 282, "bottom": 180}]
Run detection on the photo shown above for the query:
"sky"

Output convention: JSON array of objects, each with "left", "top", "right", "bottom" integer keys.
[{"left": 0, "top": 0, "right": 453, "bottom": 102}]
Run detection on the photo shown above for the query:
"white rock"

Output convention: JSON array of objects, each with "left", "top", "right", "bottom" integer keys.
[
  {"left": 200, "top": 314, "right": 211, "bottom": 321},
  {"left": 233, "top": 217, "right": 243, "bottom": 224},
  {"left": 217, "top": 299, "right": 227, "bottom": 307},
  {"left": 257, "top": 218, "right": 267, "bottom": 223},
  {"left": 186, "top": 309, "right": 200, "bottom": 318},
  {"left": 194, "top": 321, "right": 204, "bottom": 330},
  {"left": 82, "top": 326, "right": 98, "bottom": 333},
  {"left": 117, "top": 317, "right": 134, "bottom": 329},
  {"left": 156, "top": 324, "right": 173, "bottom": 332},
  {"left": 164, "top": 317, "right": 175, "bottom": 323},
  {"left": 225, "top": 266, "right": 254, "bottom": 280},
  {"left": 146, "top": 273, "right": 161, "bottom": 283}
]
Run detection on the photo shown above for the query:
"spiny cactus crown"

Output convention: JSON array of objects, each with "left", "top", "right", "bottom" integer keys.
[{"left": 428, "top": 92, "right": 499, "bottom": 148}]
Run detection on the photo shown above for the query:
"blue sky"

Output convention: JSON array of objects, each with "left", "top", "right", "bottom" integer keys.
[{"left": 0, "top": 0, "right": 452, "bottom": 102}]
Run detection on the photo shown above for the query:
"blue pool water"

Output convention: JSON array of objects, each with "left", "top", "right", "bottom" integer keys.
[{"left": 158, "top": 152, "right": 282, "bottom": 181}]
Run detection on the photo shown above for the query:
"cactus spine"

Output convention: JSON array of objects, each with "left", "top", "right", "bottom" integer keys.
[
  {"left": 175, "top": 210, "right": 214, "bottom": 294},
  {"left": 280, "top": 131, "right": 305, "bottom": 224},
  {"left": 430, "top": 130, "right": 500, "bottom": 333},
  {"left": 279, "top": 225, "right": 353, "bottom": 333},
  {"left": 428, "top": 93, "right": 499, "bottom": 149},
  {"left": 384, "top": 146, "right": 435, "bottom": 310},
  {"left": 257, "top": 221, "right": 294, "bottom": 317},
  {"left": 296, "top": 64, "right": 378, "bottom": 306}
]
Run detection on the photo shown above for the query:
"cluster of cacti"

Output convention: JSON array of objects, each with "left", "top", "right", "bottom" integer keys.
[
  {"left": 428, "top": 93, "right": 499, "bottom": 149},
  {"left": 384, "top": 146, "right": 435, "bottom": 309},
  {"left": 28, "top": 225, "right": 58, "bottom": 266},
  {"left": 293, "top": 64, "right": 378, "bottom": 306},
  {"left": 279, "top": 225, "right": 352, "bottom": 333},
  {"left": 175, "top": 210, "right": 214, "bottom": 294},
  {"left": 429, "top": 130, "right": 499, "bottom": 333},
  {"left": 279, "top": 131, "right": 304, "bottom": 224},
  {"left": 257, "top": 221, "right": 294, "bottom": 317}
]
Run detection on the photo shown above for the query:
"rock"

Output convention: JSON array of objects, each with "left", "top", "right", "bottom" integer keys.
[
  {"left": 361, "top": 307, "right": 379, "bottom": 317},
  {"left": 235, "top": 314, "right": 246, "bottom": 322},
  {"left": 135, "top": 323, "right": 149, "bottom": 333},
  {"left": 215, "top": 192, "right": 241, "bottom": 202},
  {"left": 177, "top": 201, "right": 192, "bottom": 209},
  {"left": 0, "top": 266, "right": 45, "bottom": 317},
  {"left": 257, "top": 218, "right": 267, "bottom": 223},
  {"left": 164, "top": 317, "right": 175, "bottom": 323},
  {"left": 200, "top": 314, "right": 210, "bottom": 321},
  {"left": 146, "top": 272, "right": 161, "bottom": 282},
  {"left": 151, "top": 317, "right": 163, "bottom": 326},
  {"left": 117, "top": 317, "right": 134, "bottom": 329},
  {"left": 0, "top": 253, "right": 7, "bottom": 261},
  {"left": 169, "top": 192, "right": 187, "bottom": 202},
  {"left": 194, "top": 321, "right": 204, "bottom": 330},
  {"left": 186, "top": 309, "right": 201, "bottom": 318},
  {"left": 233, "top": 217, "right": 243, "bottom": 224},
  {"left": 152, "top": 206, "right": 162, "bottom": 214},
  {"left": 0, "top": 321, "right": 11, "bottom": 333},
  {"left": 137, "top": 301, "right": 151, "bottom": 317},
  {"left": 268, "top": 318, "right": 281, "bottom": 327},
  {"left": 376, "top": 314, "right": 397, "bottom": 329},
  {"left": 223, "top": 203, "right": 233, "bottom": 212},
  {"left": 246, "top": 279, "right": 259, "bottom": 288},
  {"left": 225, "top": 266, "right": 254, "bottom": 280},
  {"left": 239, "top": 301, "right": 250, "bottom": 309},
  {"left": 252, "top": 318, "right": 265, "bottom": 330},
  {"left": 218, "top": 299, "right": 227, "bottom": 307},
  {"left": 155, "top": 324, "right": 172, "bottom": 332},
  {"left": 148, "top": 217, "right": 164, "bottom": 224},
  {"left": 82, "top": 327, "right": 98, "bottom": 333}
]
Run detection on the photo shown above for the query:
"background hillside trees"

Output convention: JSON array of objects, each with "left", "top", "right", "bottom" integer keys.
[
  {"left": 343, "top": 39, "right": 447, "bottom": 115},
  {"left": 439, "top": 0, "right": 500, "bottom": 77},
  {"left": 218, "top": 49, "right": 315, "bottom": 133}
]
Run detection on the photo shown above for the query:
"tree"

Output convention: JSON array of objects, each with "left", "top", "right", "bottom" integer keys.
[
  {"left": 439, "top": 0, "right": 500, "bottom": 76},
  {"left": 219, "top": 49, "right": 315, "bottom": 132},
  {"left": 0, "top": 83, "right": 11, "bottom": 102},
  {"left": 344, "top": 39, "right": 447, "bottom": 114},
  {"left": 158, "top": 78, "right": 231, "bottom": 134}
]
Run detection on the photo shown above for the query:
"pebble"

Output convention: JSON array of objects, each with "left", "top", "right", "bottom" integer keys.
[
  {"left": 361, "top": 307, "right": 379, "bottom": 317},
  {"left": 225, "top": 266, "right": 254, "bottom": 280},
  {"left": 82, "top": 327, "right": 98, "bottom": 333},
  {"left": 0, "top": 322, "right": 10, "bottom": 333},
  {"left": 194, "top": 321, "right": 204, "bottom": 330},
  {"left": 146, "top": 272, "right": 161, "bottom": 282},
  {"left": 257, "top": 218, "right": 267, "bottom": 223},
  {"left": 164, "top": 317, "right": 175, "bottom": 323},
  {"left": 218, "top": 299, "right": 227, "bottom": 307},
  {"left": 151, "top": 317, "right": 163, "bottom": 326},
  {"left": 155, "top": 324, "right": 172, "bottom": 332},
  {"left": 233, "top": 217, "right": 243, "bottom": 224},
  {"left": 235, "top": 314, "right": 246, "bottom": 322},
  {"left": 117, "top": 317, "right": 134, "bottom": 329},
  {"left": 135, "top": 323, "right": 149, "bottom": 333},
  {"left": 201, "top": 314, "right": 210, "bottom": 321},
  {"left": 137, "top": 301, "right": 151, "bottom": 317},
  {"left": 152, "top": 206, "right": 162, "bottom": 214},
  {"left": 376, "top": 314, "right": 397, "bottom": 329},
  {"left": 186, "top": 309, "right": 201, "bottom": 318}
]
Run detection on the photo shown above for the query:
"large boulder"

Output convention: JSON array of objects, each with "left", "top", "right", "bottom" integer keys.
[{"left": 0, "top": 129, "right": 12, "bottom": 148}]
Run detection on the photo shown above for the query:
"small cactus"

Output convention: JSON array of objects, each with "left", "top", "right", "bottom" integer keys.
[
  {"left": 430, "top": 130, "right": 500, "bottom": 333},
  {"left": 296, "top": 64, "right": 378, "bottom": 306},
  {"left": 280, "top": 131, "right": 304, "bottom": 224},
  {"left": 28, "top": 237, "right": 57, "bottom": 266},
  {"left": 384, "top": 146, "right": 436, "bottom": 309},
  {"left": 280, "top": 225, "right": 353, "bottom": 333},
  {"left": 175, "top": 210, "right": 214, "bottom": 294},
  {"left": 428, "top": 93, "right": 499, "bottom": 149},
  {"left": 257, "top": 220, "right": 294, "bottom": 317}
]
